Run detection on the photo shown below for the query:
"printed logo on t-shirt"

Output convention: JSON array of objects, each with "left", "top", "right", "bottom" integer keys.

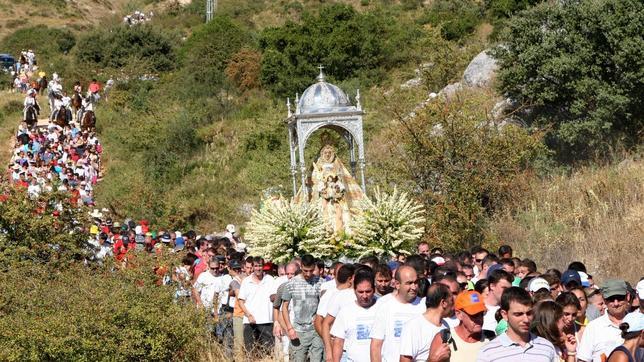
[
  {"left": 394, "top": 320, "right": 403, "bottom": 337},
  {"left": 356, "top": 324, "right": 371, "bottom": 340}
]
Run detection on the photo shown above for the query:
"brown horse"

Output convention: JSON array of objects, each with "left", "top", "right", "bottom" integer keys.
[
  {"left": 71, "top": 91, "right": 83, "bottom": 119},
  {"left": 80, "top": 110, "right": 96, "bottom": 131},
  {"left": 52, "top": 105, "right": 71, "bottom": 128},
  {"left": 24, "top": 104, "right": 39, "bottom": 129},
  {"left": 37, "top": 76, "right": 48, "bottom": 96}
]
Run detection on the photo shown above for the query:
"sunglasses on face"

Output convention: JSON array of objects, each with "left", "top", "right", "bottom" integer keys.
[{"left": 605, "top": 295, "right": 627, "bottom": 303}]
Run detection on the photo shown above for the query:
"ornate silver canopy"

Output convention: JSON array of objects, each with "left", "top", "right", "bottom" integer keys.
[{"left": 286, "top": 66, "right": 366, "bottom": 197}]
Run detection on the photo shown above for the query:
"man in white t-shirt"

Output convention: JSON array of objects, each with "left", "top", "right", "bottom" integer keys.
[
  {"left": 433, "top": 273, "right": 462, "bottom": 329},
  {"left": 192, "top": 257, "right": 222, "bottom": 311},
  {"left": 238, "top": 257, "right": 276, "bottom": 356},
  {"left": 578, "top": 279, "right": 631, "bottom": 362},
  {"left": 321, "top": 262, "right": 343, "bottom": 294},
  {"left": 331, "top": 267, "right": 378, "bottom": 362},
  {"left": 482, "top": 269, "right": 514, "bottom": 339},
  {"left": 370, "top": 265, "right": 426, "bottom": 362},
  {"left": 399, "top": 283, "right": 453, "bottom": 362},
  {"left": 317, "top": 263, "right": 356, "bottom": 361}
]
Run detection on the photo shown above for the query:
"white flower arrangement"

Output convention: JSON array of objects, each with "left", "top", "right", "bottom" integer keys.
[
  {"left": 245, "top": 198, "right": 333, "bottom": 263},
  {"left": 351, "top": 187, "right": 426, "bottom": 259}
]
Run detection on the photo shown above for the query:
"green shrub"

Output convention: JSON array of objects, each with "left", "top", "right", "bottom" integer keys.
[
  {"left": 179, "top": 15, "right": 252, "bottom": 95},
  {"left": 0, "top": 25, "right": 76, "bottom": 59},
  {"left": 0, "top": 190, "right": 91, "bottom": 270},
  {"left": 418, "top": 0, "right": 482, "bottom": 41},
  {"left": 75, "top": 25, "right": 178, "bottom": 73},
  {"left": 493, "top": 0, "right": 644, "bottom": 160},
  {"left": 259, "top": 4, "right": 421, "bottom": 97},
  {"left": 388, "top": 91, "right": 547, "bottom": 250},
  {"left": 486, "top": 0, "right": 541, "bottom": 19},
  {"left": 0, "top": 257, "right": 208, "bottom": 361}
]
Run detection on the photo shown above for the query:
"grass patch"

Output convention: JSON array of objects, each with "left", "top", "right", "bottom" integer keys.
[{"left": 489, "top": 159, "right": 644, "bottom": 284}]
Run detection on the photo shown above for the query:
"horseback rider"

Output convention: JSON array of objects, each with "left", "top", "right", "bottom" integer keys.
[
  {"left": 23, "top": 89, "right": 40, "bottom": 123},
  {"left": 73, "top": 81, "right": 82, "bottom": 95},
  {"left": 26, "top": 49, "right": 35, "bottom": 72},
  {"left": 48, "top": 74, "right": 63, "bottom": 113},
  {"left": 88, "top": 79, "right": 100, "bottom": 102},
  {"left": 61, "top": 91, "right": 73, "bottom": 121},
  {"left": 77, "top": 95, "right": 94, "bottom": 124}
]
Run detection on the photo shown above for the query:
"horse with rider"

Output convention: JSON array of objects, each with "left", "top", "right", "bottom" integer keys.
[{"left": 23, "top": 88, "right": 40, "bottom": 129}]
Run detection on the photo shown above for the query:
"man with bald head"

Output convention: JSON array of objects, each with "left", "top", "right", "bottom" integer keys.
[{"left": 370, "top": 265, "right": 426, "bottom": 362}]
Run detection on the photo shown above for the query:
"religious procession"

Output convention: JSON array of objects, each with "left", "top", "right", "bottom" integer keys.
[
  {"left": 0, "top": 0, "right": 642, "bottom": 361},
  {"left": 74, "top": 70, "right": 642, "bottom": 362}
]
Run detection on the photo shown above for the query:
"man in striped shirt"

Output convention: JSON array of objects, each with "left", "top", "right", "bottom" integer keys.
[{"left": 476, "top": 287, "right": 557, "bottom": 362}]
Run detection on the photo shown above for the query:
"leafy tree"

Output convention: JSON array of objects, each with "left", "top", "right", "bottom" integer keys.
[
  {"left": 0, "top": 25, "right": 75, "bottom": 65},
  {"left": 493, "top": 0, "right": 644, "bottom": 159},
  {"left": 259, "top": 4, "right": 420, "bottom": 97},
  {"left": 75, "top": 25, "right": 178, "bottom": 73},
  {"left": 0, "top": 189, "right": 91, "bottom": 269},
  {"left": 389, "top": 91, "right": 546, "bottom": 250},
  {"left": 179, "top": 15, "right": 251, "bottom": 95},
  {"left": 418, "top": 0, "right": 483, "bottom": 41}
]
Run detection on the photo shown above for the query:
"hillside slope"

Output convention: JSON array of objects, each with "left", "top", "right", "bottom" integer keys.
[{"left": 0, "top": 0, "right": 135, "bottom": 40}]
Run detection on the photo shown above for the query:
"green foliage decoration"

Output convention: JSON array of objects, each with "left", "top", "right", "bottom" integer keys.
[
  {"left": 350, "top": 187, "right": 425, "bottom": 259},
  {"left": 493, "top": 0, "right": 644, "bottom": 159},
  {"left": 245, "top": 198, "right": 333, "bottom": 263}
]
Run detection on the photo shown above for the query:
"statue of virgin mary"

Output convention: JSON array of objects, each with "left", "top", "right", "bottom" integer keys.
[{"left": 309, "top": 143, "right": 365, "bottom": 234}]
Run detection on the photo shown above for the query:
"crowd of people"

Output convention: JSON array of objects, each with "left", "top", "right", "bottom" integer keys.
[
  {"left": 6, "top": 70, "right": 105, "bottom": 204},
  {"left": 122, "top": 10, "right": 153, "bottom": 26},
  {"left": 85, "top": 212, "right": 643, "bottom": 362}
]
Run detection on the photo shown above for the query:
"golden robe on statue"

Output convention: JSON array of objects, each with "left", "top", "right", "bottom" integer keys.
[{"left": 309, "top": 144, "right": 365, "bottom": 235}]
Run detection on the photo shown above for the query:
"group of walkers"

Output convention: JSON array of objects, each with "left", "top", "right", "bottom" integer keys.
[
  {"left": 123, "top": 10, "right": 153, "bottom": 26},
  {"left": 5, "top": 67, "right": 106, "bottom": 205},
  {"left": 88, "top": 212, "right": 643, "bottom": 362}
]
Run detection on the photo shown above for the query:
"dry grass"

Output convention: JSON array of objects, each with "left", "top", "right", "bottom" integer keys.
[
  {"left": 489, "top": 158, "right": 644, "bottom": 285},
  {"left": 0, "top": 90, "right": 24, "bottom": 165},
  {"left": 0, "top": 0, "right": 142, "bottom": 40}
]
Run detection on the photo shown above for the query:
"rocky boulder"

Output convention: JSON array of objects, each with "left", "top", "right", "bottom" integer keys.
[{"left": 462, "top": 50, "right": 498, "bottom": 88}]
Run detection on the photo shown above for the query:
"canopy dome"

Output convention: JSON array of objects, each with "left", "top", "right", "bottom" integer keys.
[{"left": 297, "top": 70, "right": 353, "bottom": 114}]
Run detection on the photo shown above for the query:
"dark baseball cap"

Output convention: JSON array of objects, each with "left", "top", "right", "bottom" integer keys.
[
  {"left": 561, "top": 270, "right": 581, "bottom": 286},
  {"left": 229, "top": 259, "right": 242, "bottom": 270}
]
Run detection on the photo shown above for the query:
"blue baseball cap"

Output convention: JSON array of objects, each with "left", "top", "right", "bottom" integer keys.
[{"left": 561, "top": 270, "right": 581, "bottom": 286}]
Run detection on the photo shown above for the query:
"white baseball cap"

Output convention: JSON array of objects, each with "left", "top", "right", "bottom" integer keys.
[
  {"left": 636, "top": 279, "right": 644, "bottom": 300},
  {"left": 235, "top": 242, "right": 247, "bottom": 253},
  {"left": 622, "top": 311, "right": 643, "bottom": 332},
  {"left": 528, "top": 277, "right": 551, "bottom": 293},
  {"left": 578, "top": 271, "right": 591, "bottom": 287}
]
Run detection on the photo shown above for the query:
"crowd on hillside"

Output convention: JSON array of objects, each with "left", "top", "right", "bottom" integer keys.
[
  {"left": 4, "top": 69, "right": 105, "bottom": 205},
  {"left": 123, "top": 10, "right": 153, "bottom": 26},
  {"left": 84, "top": 211, "right": 644, "bottom": 362}
]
